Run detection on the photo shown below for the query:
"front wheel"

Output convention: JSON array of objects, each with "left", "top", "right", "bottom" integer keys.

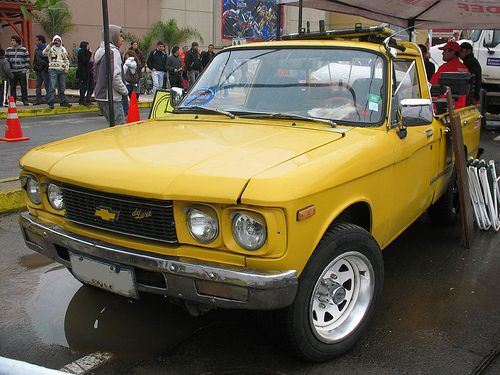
[{"left": 277, "top": 223, "right": 384, "bottom": 362}]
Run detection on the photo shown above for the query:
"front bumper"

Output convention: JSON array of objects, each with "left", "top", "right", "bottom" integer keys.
[{"left": 19, "top": 212, "right": 298, "bottom": 310}]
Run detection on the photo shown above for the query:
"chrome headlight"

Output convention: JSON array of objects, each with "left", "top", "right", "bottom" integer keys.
[
  {"left": 231, "top": 212, "right": 267, "bottom": 250},
  {"left": 47, "top": 183, "right": 64, "bottom": 210},
  {"left": 25, "top": 176, "right": 41, "bottom": 205},
  {"left": 186, "top": 207, "right": 219, "bottom": 244}
]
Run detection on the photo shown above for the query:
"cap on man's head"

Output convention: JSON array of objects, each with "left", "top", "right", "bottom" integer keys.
[
  {"left": 438, "top": 41, "right": 460, "bottom": 52},
  {"left": 192, "top": 42, "right": 198, "bottom": 47},
  {"left": 461, "top": 42, "right": 473, "bottom": 51}
]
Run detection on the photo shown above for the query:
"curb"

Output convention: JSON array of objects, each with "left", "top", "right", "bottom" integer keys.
[
  {"left": 0, "top": 101, "right": 152, "bottom": 119},
  {"left": 0, "top": 177, "right": 24, "bottom": 214}
]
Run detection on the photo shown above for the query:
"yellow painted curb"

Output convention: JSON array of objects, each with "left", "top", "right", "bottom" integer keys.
[{"left": 0, "top": 178, "right": 24, "bottom": 213}]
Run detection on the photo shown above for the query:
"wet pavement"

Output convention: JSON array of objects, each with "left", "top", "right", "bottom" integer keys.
[{"left": 1, "top": 209, "right": 499, "bottom": 374}]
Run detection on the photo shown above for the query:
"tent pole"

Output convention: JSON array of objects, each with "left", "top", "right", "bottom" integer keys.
[{"left": 101, "top": 0, "right": 115, "bottom": 127}]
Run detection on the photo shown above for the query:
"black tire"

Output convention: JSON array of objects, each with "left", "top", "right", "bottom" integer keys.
[
  {"left": 428, "top": 168, "right": 459, "bottom": 225},
  {"left": 277, "top": 223, "right": 384, "bottom": 362}
]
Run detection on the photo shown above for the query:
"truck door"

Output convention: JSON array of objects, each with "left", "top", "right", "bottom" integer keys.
[{"left": 385, "top": 59, "right": 441, "bottom": 243}]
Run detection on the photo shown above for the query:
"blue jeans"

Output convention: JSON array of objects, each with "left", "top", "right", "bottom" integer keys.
[
  {"left": 35, "top": 71, "right": 50, "bottom": 103},
  {"left": 151, "top": 70, "right": 164, "bottom": 96},
  {"left": 121, "top": 85, "right": 135, "bottom": 115},
  {"left": 47, "top": 69, "right": 68, "bottom": 105}
]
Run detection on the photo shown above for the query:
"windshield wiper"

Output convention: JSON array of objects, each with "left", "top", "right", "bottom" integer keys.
[
  {"left": 175, "top": 105, "right": 235, "bottom": 119},
  {"left": 239, "top": 112, "right": 337, "bottom": 127}
]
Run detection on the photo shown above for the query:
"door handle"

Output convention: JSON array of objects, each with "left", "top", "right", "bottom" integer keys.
[{"left": 426, "top": 129, "right": 433, "bottom": 137}]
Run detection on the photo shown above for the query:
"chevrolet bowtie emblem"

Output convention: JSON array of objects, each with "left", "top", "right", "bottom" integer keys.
[{"left": 95, "top": 206, "right": 120, "bottom": 222}]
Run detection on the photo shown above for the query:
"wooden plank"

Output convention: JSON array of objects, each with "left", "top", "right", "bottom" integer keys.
[{"left": 446, "top": 88, "right": 475, "bottom": 248}]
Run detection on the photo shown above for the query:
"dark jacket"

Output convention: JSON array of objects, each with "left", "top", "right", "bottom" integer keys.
[
  {"left": 185, "top": 47, "right": 202, "bottom": 72},
  {"left": 462, "top": 53, "right": 482, "bottom": 100},
  {"left": 165, "top": 54, "right": 183, "bottom": 76},
  {"left": 76, "top": 42, "right": 92, "bottom": 80},
  {"left": 147, "top": 48, "right": 167, "bottom": 71},
  {"left": 33, "top": 43, "right": 49, "bottom": 72},
  {"left": 200, "top": 50, "right": 215, "bottom": 69},
  {"left": 0, "top": 57, "right": 13, "bottom": 81}
]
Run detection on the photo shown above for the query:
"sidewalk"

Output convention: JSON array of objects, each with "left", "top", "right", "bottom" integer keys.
[
  {"left": 0, "top": 88, "right": 154, "bottom": 119},
  {"left": 0, "top": 88, "right": 154, "bottom": 213}
]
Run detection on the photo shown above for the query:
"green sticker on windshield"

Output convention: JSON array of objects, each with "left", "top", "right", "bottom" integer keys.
[{"left": 367, "top": 94, "right": 381, "bottom": 103}]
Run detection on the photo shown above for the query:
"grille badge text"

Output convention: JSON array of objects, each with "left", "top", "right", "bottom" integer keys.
[{"left": 132, "top": 208, "right": 153, "bottom": 220}]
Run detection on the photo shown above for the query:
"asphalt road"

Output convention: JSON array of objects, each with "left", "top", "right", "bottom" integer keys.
[{"left": 0, "top": 114, "right": 499, "bottom": 374}]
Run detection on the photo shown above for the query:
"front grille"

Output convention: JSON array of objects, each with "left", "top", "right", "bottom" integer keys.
[{"left": 62, "top": 184, "right": 178, "bottom": 243}]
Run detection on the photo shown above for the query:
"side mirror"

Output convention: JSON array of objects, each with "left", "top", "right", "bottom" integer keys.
[
  {"left": 170, "top": 87, "right": 184, "bottom": 107},
  {"left": 398, "top": 98, "right": 434, "bottom": 127},
  {"left": 484, "top": 30, "right": 494, "bottom": 46}
]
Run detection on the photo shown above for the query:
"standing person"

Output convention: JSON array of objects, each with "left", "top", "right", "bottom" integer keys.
[
  {"left": 146, "top": 41, "right": 167, "bottom": 96},
  {"left": 5, "top": 35, "right": 30, "bottom": 105},
  {"left": 33, "top": 35, "right": 50, "bottom": 105},
  {"left": 76, "top": 41, "right": 92, "bottom": 106},
  {"left": 0, "top": 49, "right": 13, "bottom": 107},
  {"left": 185, "top": 42, "right": 202, "bottom": 89},
  {"left": 179, "top": 45, "right": 189, "bottom": 89},
  {"left": 200, "top": 44, "right": 215, "bottom": 70},
  {"left": 131, "top": 41, "right": 145, "bottom": 101},
  {"left": 418, "top": 44, "right": 435, "bottom": 81},
  {"left": 165, "top": 46, "right": 183, "bottom": 89},
  {"left": 460, "top": 42, "right": 482, "bottom": 102},
  {"left": 430, "top": 41, "right": 469, "bottom": 84},
  {"left": 94, "top": 24, "right": 129, "bottom": 126},
  {"left": 43, "top": 35, "right": 72, "bottom": 109},
  {"left": 122, "top": 49, "right": 138, "bottom": 116}
]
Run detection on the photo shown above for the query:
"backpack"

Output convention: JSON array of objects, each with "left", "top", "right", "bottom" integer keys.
[{"left": 125, "top": 67, "right": 140, "bottom": 84}]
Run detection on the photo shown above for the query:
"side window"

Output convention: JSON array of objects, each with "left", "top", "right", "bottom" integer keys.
[{"left": 391, "top": 59, "right": 421, "bottom": 126}]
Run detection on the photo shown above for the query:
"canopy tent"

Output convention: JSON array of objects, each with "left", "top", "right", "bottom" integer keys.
[{"left": 278, "top": 0, "right": 500, "bottom": 30}]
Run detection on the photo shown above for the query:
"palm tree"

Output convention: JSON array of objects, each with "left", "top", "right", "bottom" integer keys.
[
  {"left": 151, "top": 19, "right": 203, "bottom": 53},
  {"left": 32, "top": 0, "right": 76, "bottom": 38}
]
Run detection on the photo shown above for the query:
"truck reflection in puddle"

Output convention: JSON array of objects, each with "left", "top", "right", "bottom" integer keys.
[{"left": 27, "top": 265, "right": 220, "bottom": 358}]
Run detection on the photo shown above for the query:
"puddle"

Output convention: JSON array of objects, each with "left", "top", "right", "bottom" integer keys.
[
  {"left": 26, "top": 263, "right": 219, "bottom": 358},
  {"left": 64, "top": 287, "right": 216, "bottom": 358},
  {"left": 26, "top": 265, "right": 82, "bottom": 347},
  {"left": 20, "top": 253, "right": 54, "bottom": 269}
]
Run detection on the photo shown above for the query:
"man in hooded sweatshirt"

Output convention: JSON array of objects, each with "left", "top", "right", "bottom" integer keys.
[
  {"left": 43, "top": 35, "right": 72, "bottom": 109},
  {"left": 94, "top": 24, "right": 129, "bottom": 126}
]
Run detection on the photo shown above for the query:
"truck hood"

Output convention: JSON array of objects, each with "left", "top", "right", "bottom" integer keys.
[{"left": 20, "top": 118, "right": 345, "bottom": 203}]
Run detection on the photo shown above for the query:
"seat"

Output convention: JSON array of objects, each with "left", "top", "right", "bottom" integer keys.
[{"left": 351, "top": 78, "right": 384, "bottom": 110}]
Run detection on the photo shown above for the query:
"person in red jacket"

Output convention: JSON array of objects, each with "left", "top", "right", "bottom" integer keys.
[{"left": 430, "top": 41, "right": 469, "bottom": 84}]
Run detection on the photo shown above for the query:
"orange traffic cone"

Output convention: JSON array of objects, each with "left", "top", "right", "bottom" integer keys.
[
  {"left": 0, "top": 97, "right": 29, "bottom": 142},
  {"left": 127, "top": 91, "right": 140, "bottom": 123}
]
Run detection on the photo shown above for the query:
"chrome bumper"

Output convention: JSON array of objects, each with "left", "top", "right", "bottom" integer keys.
[{"left": 19, "top": 212, "right": 297, "bottom": 310}]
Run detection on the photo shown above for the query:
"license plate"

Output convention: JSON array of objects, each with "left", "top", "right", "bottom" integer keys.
[{"left": 69, "top": 253, "right": 138, "bottom": 299}]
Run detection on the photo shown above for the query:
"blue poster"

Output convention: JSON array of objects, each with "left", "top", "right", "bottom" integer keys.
[{"left": 222, "top": 0, "right": 279, "bottom": 41}]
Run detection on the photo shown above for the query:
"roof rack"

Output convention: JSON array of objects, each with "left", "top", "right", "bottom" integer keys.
[{"left": 283, "top": 25, "right": 393, "bottom": 41}]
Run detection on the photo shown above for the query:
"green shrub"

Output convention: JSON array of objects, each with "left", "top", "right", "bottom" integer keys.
[{"left": 65, "top": 67, "right": 79, "bottom": 89}]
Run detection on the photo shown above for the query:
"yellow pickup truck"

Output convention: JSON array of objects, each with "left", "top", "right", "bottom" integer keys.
[{"left": 19, "top": 27, "right": 481, "bottom": 362}]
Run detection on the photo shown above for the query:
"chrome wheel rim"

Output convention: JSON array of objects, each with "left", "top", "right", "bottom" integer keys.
[{"left": 309, "top": 251, "right": 375, "bottom": 343}]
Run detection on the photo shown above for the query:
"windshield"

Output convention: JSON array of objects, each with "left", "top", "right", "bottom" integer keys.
[{"left": 179, "top": 47, "right": 387, "bottom": 126}]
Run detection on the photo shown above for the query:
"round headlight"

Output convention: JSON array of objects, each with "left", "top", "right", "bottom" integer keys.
[
  {"left": 186, "top": 208, "right": 219, "bottom": 244},
  {"left": 26, "top": 177, "right": 41, "bottom": 205},
  {"left": 231, "top": 212, "right": 267, "bottom": 250},
  {"left": 47, "top": 183, "right": 64, "bottom": 210}
]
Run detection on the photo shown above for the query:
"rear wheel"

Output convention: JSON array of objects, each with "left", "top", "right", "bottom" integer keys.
[
  {"left": 428, "top": 168, "right": 459, "bottom": 225},
  {"left": 278, "top": 223, "right": 384, "bottom": 362}
]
